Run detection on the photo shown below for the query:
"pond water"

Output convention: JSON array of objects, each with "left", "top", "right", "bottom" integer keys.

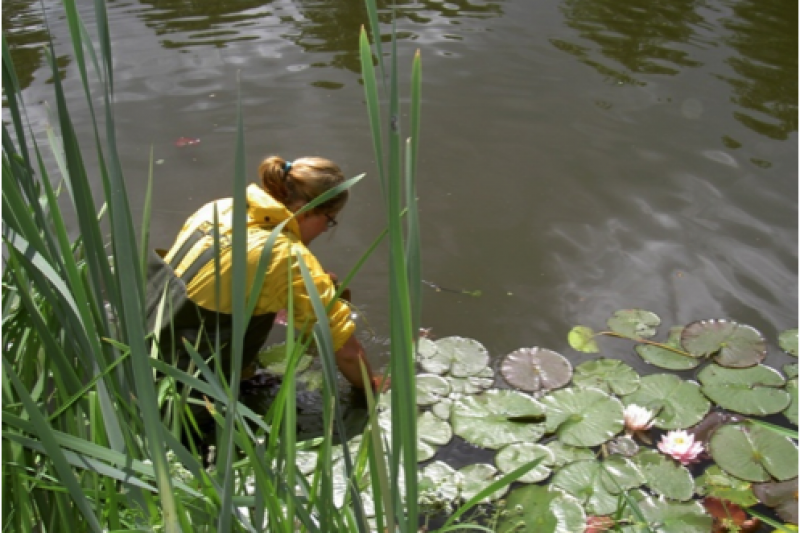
[{"left": 5, "top": 0, "right": 797, "bottom": 377}]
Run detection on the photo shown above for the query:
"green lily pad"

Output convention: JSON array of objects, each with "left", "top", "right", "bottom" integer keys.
[
  {"left": 545, "top": 440, "right": 596, "bottom": 468},
  {"left": 417, "top": 374, "right": 451, "bottom": 406},
  {"left": 551, "top": 459, "right": 631, "bottom": 515},
  {"left": 446, "top": 375, "right": 494, "bottom": 394},
  {"left": 419, "top": 336, "right": 490, "bottom": 377},
  {"left": 451, "top": 389, "right": 546, "bottom": 449},
  {"left": 618, "top": 491, "right": 712, "bottom": 533},
  {"left": 497, "top": 485, "right": 586, "bottom": 533},
  {"left": 779, "top": 328, "right": 798, "bottom": 357},
  {"left": 631, "top": 449, "right": 695, "bottom": 501},
  {"left": 709, "top": 422, "right": 799, "bottom": 482},
  {"left": 635, "top": 326, "right": 702, "bottom": 371},
  {"left": 785, "top": 363, "right": 799, "bottom": 380},
  {"left": 431, "top": 398, "right": 452, "bottom": 420},
  {"left": 572, "top": 359, "right": 641, "bottom": 396},
  {"left": 298, "top": 369, "right": 324, "bottom": 391},
  {"left": 681, "top": 319, "right": 766, "bottom": 367},
  {"left": 541, "top": 388, "right": 624, "bottom": 447},
  {"left": 784, "top": 379, "right": 798, "bottom": 426},
  {"left": 600, "top": 455, "right": 646, "bottom": 495},
  {"left": 607, "top": 309, "right": 661, "bottom": 339},
  {"left": 752, "top": 479, "right": 799, "bottom": 524},
  {"left": 623, "top": 374, "right": 710, "bottom": 430},
  {"left": 696, "top": 465, "right": 759, "bottom": 507},
  {"left": 606, "top": 435, "right": 639, "bottom": 457},
  {"left": 418, "top": 411, "right": 452, "bottom": 447},
  {"left": 495, "top": 442, "right": 555, "bottom": 483},
  {"left": 458, "top": 463, "right": 509, "bottom": 503},
  {"left": 419, "top": 461, "right": 462, "bottom": 503},
  {"left": 697, "top": 364, "right": 790, "bottom": 416},
  {"left": 257, "top": 343, "right": 313, "bottom": 374},
  {"left": 500, "top": 347, "right": 573, "bottom": 393},
  {"left": 568, "top": 326, "right": 599, "bottom": 353}
]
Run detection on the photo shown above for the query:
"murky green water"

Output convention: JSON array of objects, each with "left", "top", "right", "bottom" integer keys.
[{"left": 5, "top": 0, "right": 797, "bottom": 378}]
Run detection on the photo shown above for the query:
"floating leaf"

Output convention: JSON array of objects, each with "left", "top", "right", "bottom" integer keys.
[
  {"left": 607, "top": 309, "right": 660, "bottom": 339},
  {"left": 419, "top": 461, "right": 462, "bottom": 502},
  {"left": 687, "top": 411, "right": 745, "bottom": 445},
  {"left": 541, "top": 388, "right": 624, "bottom": 447},
  {"left": 551, "top": 459, "right": 628, "bottom": 515},
  {"left": 632, "top": 449, "right": 695, "bottom": 501},
  {"left": 636, "top": 326, "right": 702, "bottom": 370},
  {"left": 785, "top": 364, "right": 799, "bottom": 380},
  {"left": 697, "top": 364, "right": 790, "bottom": 416},
  {"left": 623, "top": 374, "right": 710, "bottom": 430},
  {"left": 497, "top": 485, "right": 586, "bottom": 533},
  {"left": 702, "top": 497, "right": 760, "bottom": 533},
  {"left": 451, "top": 389, "right": 546, "bottom": 449},
  {"left": 606, "top": 435, "right": 639, "bottom": 457},
  {"left": 495, "top": 442, "right": 555, "bottom": 483},
  {"left": 431, "top": 398, "right": 452, "bottom": 420},
  {"left": 696, "top": 465, "right": 759, "bottom": 507},
  {"left": 681, "top": 319, "right": 766, "bottom": 367},
  {"left": 416, "top": 374, "right": 451, "bottom": 406},
  {"left": 785, "top": 379, "right": 798, "bottom": 426},
  {"left": 458, "top": 463, "right": 509, "bottom": 503},
  {"left": 257, "top": 343, "right": 313, "bottom": 374},
  {"left": 419, "top": 336, "right": 490, "bottom": 377},
  {"left": 617, "top": 491, "right": 712, "bottom": 533},
  {"left": 568, "top": 326, "right": 599, "bottom": 353},
  {"left": 446, "top": 375, "right": 494, "bottom": 394},
  {"left": 779, "top": 328, "right": 799, "bottom": 357},
  {"left": 545, "top": 440, "right": 596, "bottom": 468},
  {"left": 752, "top": 479, "right": 799, "bottom": 524},
  {"left": 709, "top": 422, "right": 799, "bottom": 482},
  {"left": 500, "top": 347, "right": 573, "bottom": 393},
  {"left": 600, "top": 455, "right": 646, "bottom": 495},
  {"left": 298, "top": 369, "right": 324, "bottom": 391},
  {"left": 418, "top": 411, "right": 452, "bottom": 448},
  {"left": 572, "top": 359, "right": 640, "bottom": 396}
]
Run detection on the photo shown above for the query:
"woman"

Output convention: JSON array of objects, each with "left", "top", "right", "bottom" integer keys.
[{"left": 146, "top": 155, "right": 385, "bottom": 406}]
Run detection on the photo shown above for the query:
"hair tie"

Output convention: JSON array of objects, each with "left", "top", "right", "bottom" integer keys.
[{"left": 283, "top": 161, "right": 293, "bottom": 173}]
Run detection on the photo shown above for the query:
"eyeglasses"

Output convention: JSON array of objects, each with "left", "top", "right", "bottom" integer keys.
[{"left": 324, "top": 213, "right": 338, "bottom": 228}]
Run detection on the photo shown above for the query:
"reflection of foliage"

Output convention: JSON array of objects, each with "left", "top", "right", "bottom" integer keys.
[
  {"left": 3, "top": 0, "right": 70, "bottom": 90},
  {"left": 551, "top": 0, "right": 703, "bottom": 86},
  {"left": 716, "top": 0, "right": 798, "bottom": 140}
]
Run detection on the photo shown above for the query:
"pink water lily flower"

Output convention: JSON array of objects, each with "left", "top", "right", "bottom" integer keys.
[
  {"left": 657, "top": 429, "right": 704, "bottom": 465},
  {"left": 623, "top": 404, "right": 655, "bottom": 434}
]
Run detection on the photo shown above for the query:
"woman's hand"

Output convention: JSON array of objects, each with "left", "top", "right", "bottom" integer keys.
[{"left": 371, "top": 375, "right": 391, "bottom": 393}]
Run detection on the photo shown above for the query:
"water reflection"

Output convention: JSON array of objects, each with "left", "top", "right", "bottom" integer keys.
[
  {"left": 550, "top": 0, "right": 704, "bottom": 86},
  {"left": 3, "top": 0, "right": 69, "bottom": 91},
  {"left": 717, "top": 0, "right": 798, "bottom": 140}
]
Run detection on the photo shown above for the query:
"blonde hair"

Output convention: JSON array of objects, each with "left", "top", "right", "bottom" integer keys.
[{"left": 258, "top": 155, "right": 348, "bottom": 215}]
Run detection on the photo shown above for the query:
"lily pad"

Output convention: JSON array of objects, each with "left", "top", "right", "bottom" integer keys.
[
  {"left": 607, "top": 309, "right": 661, "bottom": 339},
  {"left": 606, "top": 435, "right": 640, "bottom": 457},
  {"left": 257, "top": 343, "right": 313, "bottom": 374},
  {"left": 500, "top": 347, "right": 573, "bottom": 393},
  {"left": 419, "top": 336, "right": 490, "bottom": 377},
  {"left": 618, "top": 491, "right": 713, "bottom": 533},
  {"left": 451, "top": 389, "right": 546, "bottom": 449},
  {"left": 540, "top": 388, "right": 624, "bottom": 447},
  {"left": 431, "top": 398, "right": 453, "bottom": 420},
  {"left": 752, "top": 479, "right": 799, "bottom": 524},
  {"left": 458, "top": 463, "right": 509, "bottom": 503},
  {"left": 545, "top": 440, "right": 596, "bottom": 468},
  {"left": 784, "top": 379, "right": 798, "bottom": 426},
  {"left": 600, "top": 455, "right": 646, "bottom": 495},
  {"left": 418, "top": 411, "right": 452, "bottom": 448},
  {"left": 623, "top": 374, "right": 710, "bottom": 430},
  {"left": 636, "top": 326, "right": 702, "bottom": 371},
  {"left": 632, "top": 449, "right": 695, "bottom": 501},
  {"left": 696, "top": 465, "right": 759, "bottom": 507},
  {"left": 568, "top": 326, "right": 599, "bottom": 353},
  {"left": 709, "top": 422, "right": 799, "bottom": 482},
  {"left": 779, "top": 328, "right": 798, "bottom": 357},
  {"left": 681, "top": 319, "right": 766, "bottom": 367},
  {"left": 417, "top": 374, "right": 451, "bottom": 406},
  {"left": 572, "top": 359, "right": 641, "bottom": 396},
  {"left": 497, "top": 485, "right": 586, "bottom": 533},
  {"left": 419, "top": 461, "right": 462, "bottom": 503},
  {"left": 551, "top": 459, "right": 633, "bottom": 515},
  {"left": 495, "top": 442, "right": 555, "bottom": 483},
  {"left": 446, "top": 375, "right": 494, "bottom": 394},
  {"left": 697, "top": 364, "right": 790, "bottom": 416},
  {"left": 785, "top": 363, "right": 799, "bottom": 380}
]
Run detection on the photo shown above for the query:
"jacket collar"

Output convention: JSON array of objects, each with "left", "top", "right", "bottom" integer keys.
[{"left": 246, "top": 184, "right": 301, "bottom": 238}]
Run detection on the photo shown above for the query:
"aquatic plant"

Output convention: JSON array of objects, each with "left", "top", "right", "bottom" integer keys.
[{"left": 657, "top": 430, "right": 705, "bottom": 466}]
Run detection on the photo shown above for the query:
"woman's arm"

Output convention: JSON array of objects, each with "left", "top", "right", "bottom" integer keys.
[{"left": 335, "top": 334, "right": 389, "bottom": 391}]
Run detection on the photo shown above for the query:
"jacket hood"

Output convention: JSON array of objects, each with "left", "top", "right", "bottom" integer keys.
[{"left": 246, "top": 184, "right": 301, "bottom": 238}]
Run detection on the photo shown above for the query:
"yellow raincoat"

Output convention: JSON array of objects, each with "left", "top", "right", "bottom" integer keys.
[{"left": 163, "top": 183, "right": 355, "bottom": 351}]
